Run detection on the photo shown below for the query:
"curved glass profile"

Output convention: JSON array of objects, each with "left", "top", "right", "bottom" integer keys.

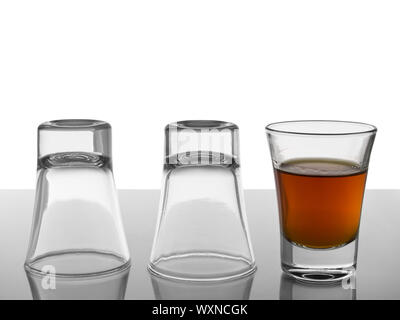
[
  {"left": 149, "top": 120, "right": 256, "bottom": 281},
  {"left": 25, "top": 119, "right": 130, "bottom": 279}
]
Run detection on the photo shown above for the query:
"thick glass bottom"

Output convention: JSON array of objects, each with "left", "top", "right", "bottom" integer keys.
[{"left": 281, "top": 236, "right": 357, "bottom": 282}]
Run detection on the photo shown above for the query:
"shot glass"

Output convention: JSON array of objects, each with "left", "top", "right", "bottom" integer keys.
[
  {"left": 25, "top": 120, "right": 130, "bottom": 278},
  {"left": 149, "top": 120, "right": 256, "bottom": 281},
  {"left": 266, "top": 120, "right": 376, "bottom": 282}
]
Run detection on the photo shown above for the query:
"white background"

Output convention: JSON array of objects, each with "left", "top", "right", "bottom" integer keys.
[{"left": 0, "top": 1, "right": 398, "bottom": 189}]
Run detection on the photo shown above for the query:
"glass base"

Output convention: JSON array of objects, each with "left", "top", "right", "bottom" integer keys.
[
  {"left": 281, "top": 236, "right": 357, "bottom": 282},
  {"left": 25, "top": 250, "right": 131, "bottom": 277},
  {"left": 149, "top": 253, "right": 256, "bottom": 282}
]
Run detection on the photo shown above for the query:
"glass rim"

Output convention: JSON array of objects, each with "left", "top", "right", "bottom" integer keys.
[
  {"left": 265, "top": 120, "right": 377, "bottom": 136},
  {"left": 167, "top": 120, "right": 238, "bottom": 130}
]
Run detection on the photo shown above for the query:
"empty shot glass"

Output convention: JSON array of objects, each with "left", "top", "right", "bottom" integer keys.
[
  {"left": 149, "top": 120, "right": 256, "bottom": 281},
  {"left": 25, "top": 120, "right": 130, "bottom": 278},
  {"left": 266, "top": 120, "right": 376, "bottom": 282}
]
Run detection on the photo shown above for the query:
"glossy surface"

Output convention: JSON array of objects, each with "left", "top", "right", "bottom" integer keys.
[{"left": 0, "top": 190, "right": 399, "bottom": 299}]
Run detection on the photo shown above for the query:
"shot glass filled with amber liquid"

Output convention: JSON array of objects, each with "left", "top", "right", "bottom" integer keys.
[{"left": 266, "top": 121, "right": 376, "bottom": 282}]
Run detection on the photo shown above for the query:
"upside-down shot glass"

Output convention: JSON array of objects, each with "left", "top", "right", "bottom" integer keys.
[
  {"left": 149, "top": 120, "right": 256, "bottom": 281},
  {"left": 25, "top": 120, "right": 130, "bottom": 279},
  {"left": 266, "top": 120, "right": 376, "bottom": 282}
]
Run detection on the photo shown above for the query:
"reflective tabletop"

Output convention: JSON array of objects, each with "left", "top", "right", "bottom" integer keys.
[{"left": 1, "top": 190, "right": 399, "bottom": 300}]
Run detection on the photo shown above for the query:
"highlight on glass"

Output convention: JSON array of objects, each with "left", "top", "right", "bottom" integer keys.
[
  {"left": 266, "top": 120, "right": 376, "bottom": 282},
  {"left": 25, "top": 119, "right": 131, "bottom": 281},
  {"left": 149, "top": 120, "right": 256, "bottom": 281}
]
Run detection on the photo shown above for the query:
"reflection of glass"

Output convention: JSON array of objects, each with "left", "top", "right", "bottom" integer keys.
[
  {"left": 149, "top": 121, "right": 256, "bottom": 281},
  {"left": 151, "top": 272, "right": 255, "bottom": 300},
  {"left": 25, "top": 120, "right": 130, "bottom": 277},
  {"left": 266, "top": 121, "right": 376, "bottom": 282},
  {"left": 279, "top": 273, "right": 356, "bottom": 300},
  {"left": 26, "top": 267, "right": 130, "bottom": 300}
]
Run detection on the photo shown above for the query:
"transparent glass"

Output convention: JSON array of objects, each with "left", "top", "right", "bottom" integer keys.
[
  {"left": 149, "top": 120, "right": 256, "bottom": 281},
  {"left": 26, "top": 267, "right": 130, "bottom": 300},
  {"left": 266, "top": 120, "right": 376, "bottom": 282},
  {"left": 25, "top": 119, "right": 130, "bottom": 278},
  {"left": 151, "top": 272, "right": 254, "bottom": 300}
]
